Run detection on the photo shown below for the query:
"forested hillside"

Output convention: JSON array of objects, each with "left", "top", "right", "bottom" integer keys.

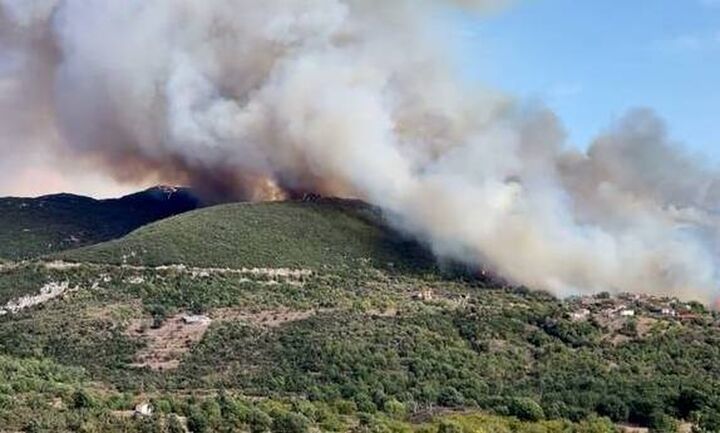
[
  {"left": 0, "top": 186, "right": 200, "bottom": 260},
  {"left": 0, "top": 200, "right": 717, "bottom": 432}
]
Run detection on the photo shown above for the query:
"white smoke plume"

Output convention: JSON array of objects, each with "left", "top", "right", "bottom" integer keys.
[{"left": 1, "top": 0, "right": 719, "bottom": 301}]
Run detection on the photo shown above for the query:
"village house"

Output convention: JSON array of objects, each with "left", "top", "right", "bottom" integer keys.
[
  {"left": 134, "top": 403, "right": 153, "bottom": 417},
  {"left": 660, "top": 308, "right": 676, "bottom": 317},
  {"left": 619, "top": 309, "right": 636, "bottom": 318},
  {"left": 182, "top": 315, "right": 212, "bottom": 325},
  {"left": 414, "top": 289, "right": 434, "bottom": 302},
  {"left": 570, "top": 309, "right": 591, "bottom": 321}
]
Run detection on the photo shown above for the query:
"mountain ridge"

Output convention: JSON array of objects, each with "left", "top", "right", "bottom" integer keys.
[
  {"left": 58, "top": 198, "right": 438, "bottom": 274},
  {"left": 0, "top": 185, "right": 202, "bottom": 260}
]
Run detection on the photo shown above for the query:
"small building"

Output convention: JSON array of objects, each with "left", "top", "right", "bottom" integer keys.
[
  {"left": 126, "top": 276, "right": 145, "bottom": 285},
  {"left": 619, "top": 309, "right": 635, "bottom": 317},
  {"left": 660, "top": 308, "right": 676, "bottom": 317},
  {"left": 134, "top": 403, "right": 153, "bottom": 417},
  {"left": 570, "top": 309, "right": 591, "bottom": 321},
  {"left": 413, "top": 289, "right": 434, "bottom": 302},
  {"left": 182, "top": 315, "right": 211, "bottom": 325}
]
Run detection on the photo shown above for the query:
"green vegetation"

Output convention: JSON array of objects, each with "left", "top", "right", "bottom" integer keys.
[
  {"left": 0, "top": 187, "right": 198, "bottom": 260},
  {"left": 61, "top": 200, "right": 435, "bottom": 272},
  {"left": 0, "top": 263, "right": 52, "bottom": 304},
  {"left": 0, "top": 198, "right": 717, "bottom": 432}
]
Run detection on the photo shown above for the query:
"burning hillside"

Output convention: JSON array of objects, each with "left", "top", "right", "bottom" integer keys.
[{"left": 1, "top": 0, "right": 719, "bottom": 300}]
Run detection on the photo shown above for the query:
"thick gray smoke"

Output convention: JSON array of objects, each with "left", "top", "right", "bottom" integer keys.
[{"left": 1, "top": 0, "right": 719, "bottom": 301}]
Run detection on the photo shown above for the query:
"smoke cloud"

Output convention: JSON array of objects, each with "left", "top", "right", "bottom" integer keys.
[{"left": 1, "top": 0, "right": 719, "bottom": 300}]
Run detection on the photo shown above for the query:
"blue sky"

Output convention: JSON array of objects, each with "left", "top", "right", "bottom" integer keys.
[{"left": 451, "top": 0, "right": 720, "bottom": 161}]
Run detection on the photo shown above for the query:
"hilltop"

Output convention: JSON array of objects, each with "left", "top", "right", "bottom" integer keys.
[
  {"left": 0, "top": 186, "right": 201, "bottom": 260},
  {"left": 59, "top": 198, "right": 436, "bottom": 273}
]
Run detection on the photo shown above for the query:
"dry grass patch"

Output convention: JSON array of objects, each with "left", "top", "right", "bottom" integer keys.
[
  {"left": 127, "top": 314, "right": 212, "bottom": 371},
  {"left": 213, "top": 307, "right": 328, "bottom": 328}
]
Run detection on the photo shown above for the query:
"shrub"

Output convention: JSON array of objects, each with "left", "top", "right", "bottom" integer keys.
[
  {"left": 271, "top": 411, "right": 310, "bottom": 433},
  {"left": 187, "top": 408, "right": 209, "bottom": 433},
  {"left": 597, "top": 396, "right": 629, "bottom": 422},
  {"left": 649, "top": 412, "right": 677, "bottom": 433},
  {"left": 695, "top": 408, "right": 720, "bottom": 433},
  {"left": 437, "top": 420, "right": 463, "bottom": 433},
  {"left": 384, "top": 398, "right": 406, "bottom": 418},
  {"left": 508, "top": 398, "right": 545, "bottom": 422},
  {"left": 247, "top": 408, "right": 273, "bottom": 433},
  {"left": 438, "top": 387, "right": 464, "bottom": 408},
  {"left": 71, "top": 389, "right": 95, "bottom": 410},
  {"left": 168, "top": 415, "right": 186, "bottom": 433}
]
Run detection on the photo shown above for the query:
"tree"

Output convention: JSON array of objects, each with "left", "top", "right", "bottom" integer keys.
[
  {"left": 383, "top": 398, "right": 406, "bottom": 419},
  {"left": 437, "top": 420, "right": 463, "bottom": 433},
  {"left": 247, "top": 408, "right": 273, "bottom": 433},
  {"left": 168, "top": 415, "right": 186, "bottom": 433},
  {"left": 577, "top": 416, "right": 619, "bottom": 433},
  {"left": 675, "top": 388, "right": 707, "bottom": 419},
  {"left": 271, "top": 411, "right": 309, "bottom": 433},
  {"left": 187, "top": 408, "right": 209, "bottom": 433},
  {"left": 438, "top": 387, "right": 464, "bottom": 408},
  {"left": 508, "top": 398, "right": 545, "bottom": 422},
  {"left": 620, "top": 319, "right": 638, "bottom": 337},
  {"left": 147, "top": 304, "right": 167, "bottom": 329},
  {"left": 71, "top": 389, "right": 95, "bottom": 410},
  {"left": 597, "top": 396, "right": 630, "bottom": 422},
  {"left": 354, "top": 392, "right": 377, "bottom": 413},
  {"left": 694, "top": 408, "right": 720, "bottom": 433},
  {"left": 629, "top": 398, "right": 662, "bottom": 426},
  {"left": 649, "top": 412, "right": 677, "bottom": 433}
]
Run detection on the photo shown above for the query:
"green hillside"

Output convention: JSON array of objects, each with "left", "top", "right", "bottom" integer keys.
[
  {"left": 60, "top": 199, "right": 436, "bottom": 273},
  {"left": 0, "top": 187, "right": 200, "bottom": 260},
  {"left": 0, "top": 197, "right": 718, "bottom": 432}
]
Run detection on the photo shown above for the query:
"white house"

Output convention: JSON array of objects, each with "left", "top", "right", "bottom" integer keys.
[
  {"left": 661, "top": 308, "right": 676, "bottom": 317},
  {"left": 619, "top": 309, "right": 635, "bottom": 317},
  {"left": 182, "top": 315, "right": 211, "bottom": 325},
  {"left": 570, "top": 309, "right": 591, "bottom": 321},
  {"left": 134, "top": 403, "right": 153, "bottom": 417}
]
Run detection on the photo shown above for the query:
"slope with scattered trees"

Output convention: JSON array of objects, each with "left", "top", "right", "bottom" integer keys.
[{"left": 0, "top": 198, "right": 717, "bottom": 432}]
